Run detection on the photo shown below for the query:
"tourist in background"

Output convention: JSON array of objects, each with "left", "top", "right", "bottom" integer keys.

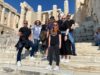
[
  {"left": 42, "top": 16, "right": 55, "bottom": 60},
  {"left": 58, "top": 14, "right": 71, "bottom": 63},
  {"left": 31, "top": 20, "right": 42, "bottom": 54},
  {"left": 39, "top": 20, "right": 49, "bottom": 53},
  {"left": 94, "top": 27, "right": 100, "bottom": 49},
  {"left": 66, "top": 14, "right": 77, "bottom": 56}
]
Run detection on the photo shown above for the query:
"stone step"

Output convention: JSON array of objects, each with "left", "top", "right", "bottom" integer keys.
[
  {"left": 1, "top": 51, "right": 100, "bottom": 64},
  {"left": 0, "top": 56, "right": 100, "bottom": 73},
  {"left": 62, "top": 62, "right": 100, "bottom": 72},
  {"left": 0, "top": 62, "right": 100, "bottom": 74},
  {"left": 1, "top": 55, "right": 100, "bottom": 67},
  {"left": 70, "top": 56, "right": 100, "bottom": 63},
  {"left": 0, "top": 64, "right": 73, "bottom": 75}
]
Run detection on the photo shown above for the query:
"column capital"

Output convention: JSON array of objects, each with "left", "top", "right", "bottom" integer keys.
[
  {"left": 38, "top": 5, "right": 42, "bottom": 11},
  {"left": 20, "top": 3, "right": 25, "bottom": 9},
  {"left": 2, "top": 7, "right": 5, "bottom": 11},
  {"left": 53, "top": 5, "right": 57, "bottom": 9}
]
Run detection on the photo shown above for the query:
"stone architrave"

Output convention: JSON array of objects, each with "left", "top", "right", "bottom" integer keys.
[
  {"left": 64, "top": 0, "right": 69, "bottom": 15},
  {"left": 53, "top": 5, "right": 58, "bottom": 20},
  {"left": 0, "top": 7, "right": 5, "bottom": 25},
  {"left": 7, "top": 11, "right": 12, "bottom": 27},
  {"left": 37, "top": 5, "right": 42, "bottom": 21}
]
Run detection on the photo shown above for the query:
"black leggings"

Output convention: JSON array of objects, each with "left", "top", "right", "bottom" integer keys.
[{"left": 48, "top": 45, "right": 60, "bottom": 66}]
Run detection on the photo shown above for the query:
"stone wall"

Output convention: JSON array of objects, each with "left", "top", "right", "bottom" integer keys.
[{"left": 74, "top": 0, "right": 100, "bottom": 42}]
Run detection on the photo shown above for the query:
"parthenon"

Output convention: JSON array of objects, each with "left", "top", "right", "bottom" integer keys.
[{"left": 0, "top": 0, "right": 69, "bottom": 31}]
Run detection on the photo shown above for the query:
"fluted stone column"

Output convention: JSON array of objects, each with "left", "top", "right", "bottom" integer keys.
[
  {"left": 26, "top": 10, "right": 33, "bottom": 26},
  {"left": 0, "top": 7, "right": 5, "bottom": 25},
  {"left": 48, "top": 11, "right": 51, "bottom": 18},
  {"left": 75, "top": 0, "right": 81, "bottom": 25},
  {"left": 7, "top": 11, "right": 12, "bottom": 27},
  {"left": 42, "top": 14, "right": 46, "bottom": 24},
  {"left": 18, "top": 3, "right": 26, "bottom": 28},
  {"left": 95, "top": 0, "right": 100, "bottom": 23},
  {"left": 53, "top": 5, "right": 58, "bottom": 20},
  {"left": 37, "top": 5, "right": 42, "bottom": 21},
  {"left": 13, "top": 15, "right": 17, "bottom": 29},
  {"left": 75, "top": 0, "right": 81, "bottom": 12},
  {"left": 64, "top": 0, "right": 69, "bottom": 15}
]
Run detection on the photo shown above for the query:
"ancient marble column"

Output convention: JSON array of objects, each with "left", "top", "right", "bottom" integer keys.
[
  {"left": 0, "top": 7, "right": 5, "bottom": 25},
  {"left": 53, "top": 5, "right": 58, "bottom": 20},
  {"left": 42, "top": 14, "right": 46, "bottom": 24},
  {"left": 75, "top": 0, "right": 81, "bottom": 25},
  {"left": 75, "top": 0, "right": 81, "bottom": 12},
  {"left": 64, "top": 0, "right": 69, "bottom": 15},
  {"left": 7, "top": 11, "right": 12, "bottom": 27},
  {"left": 26, "top": 10, "right": 33, "bottom": 26},
  {"left": 48, "top": 11, "right": 51, "bottom": 18},
  {"left": 18, "top": 3, "right": 26, "bottom": 28},
  {"left": 0, "top": 0, "right": 4, "bottom": 2},
  {"left": 37, "top": 5, "right": 42, "bottom": 21},
  {"left": 13, "top": 15, "right": 17, "bottom": 29}
]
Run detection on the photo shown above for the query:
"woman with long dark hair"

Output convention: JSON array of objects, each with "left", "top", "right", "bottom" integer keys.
[{"left": 46, "top": 21, "right": 61, "bottom": 71}]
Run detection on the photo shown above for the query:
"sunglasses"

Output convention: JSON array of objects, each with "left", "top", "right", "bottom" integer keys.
[
  {"left": 24, "top": 23, "right": 28, "bottom": 24},
  {"left": 53, "top": 24, "right": 58, "bottom": 27},
  {"left": 62, "top": 18, "right": 66, "bottom": 19}
]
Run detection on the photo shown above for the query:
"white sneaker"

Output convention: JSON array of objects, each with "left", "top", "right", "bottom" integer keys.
[
  {"left": 41, "top": 56, "right": 47, "bottom": 60},
  {"left": 46, "top": 65, "right": 52, "bottom": 70},
  {"left": 61, "top": 58, "right": 65, "bottom": 62},
  {"left": 53, "top": 66, "right": 60, "bottom": 71},
  {"left": 30, "top": 56, "right": 36, "bottom": 60},
  {"left": 17, "top": 61, "right": 21, "bottom": 67},
  {"left": 64, "top": 59, "right": 70, "bottom": 63}
]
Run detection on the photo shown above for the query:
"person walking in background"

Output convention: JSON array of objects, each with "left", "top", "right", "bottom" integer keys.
[
  {"left": 46, "top": 21, "right": 61, "bottom": 71},
  {"left": 42, "top": 16, "right": 55, "bottom": 60},
  {"left": 94, "top": 27, "right": 100, "bottom": 49},
  {"left": 66, "top": 14, "right": 77, "bottom": 56},
  {"left": 31, "top": 20, "right": 42, "bottom": 54},
  {"left": 39, "top": 20, "right": 49, "bottom": 53},
  {"left": 58, "top": 14, "right": 71, "bottom": 62}
]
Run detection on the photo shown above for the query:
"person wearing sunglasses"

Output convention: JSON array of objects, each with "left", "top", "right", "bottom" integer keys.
[
  {"left": 46, "top": 21, "right": 61, "bottom": 71},
  {"left": 16, "top": 20, "right": 35, "bottom": 66}
]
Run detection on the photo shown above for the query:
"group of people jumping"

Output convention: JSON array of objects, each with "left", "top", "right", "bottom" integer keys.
[{"left": 15, "top": 13, "right": 77, "bottom": 71}]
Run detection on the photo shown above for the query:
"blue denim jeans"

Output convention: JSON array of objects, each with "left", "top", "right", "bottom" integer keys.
[
  {"left": 95, "top": 40, "right": 100, "bottom": 46},
  {"left": 17, "top": 40, "right": 35, "bottom": 61},
  {"left": 68, "top": 32, "right": 76, "bottom": 55},
  {"left": 34, "top": 39, "right": 39, "bottom": 53}
]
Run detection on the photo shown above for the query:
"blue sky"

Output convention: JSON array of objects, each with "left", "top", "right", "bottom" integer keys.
[{"left": 4, "top": 0, "right": 75, "bottom": 14}]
